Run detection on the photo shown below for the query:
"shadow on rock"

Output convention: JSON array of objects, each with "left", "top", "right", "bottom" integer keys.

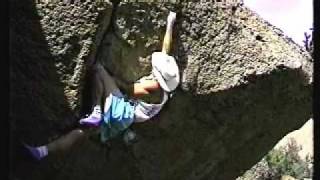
[{"left": 9, "top": 0, "right": 78, "bottom": 179}]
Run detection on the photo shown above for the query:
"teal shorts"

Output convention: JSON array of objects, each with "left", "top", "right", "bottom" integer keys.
[{"left": 100, "top": 90, "right": 135, "bottom": 143}]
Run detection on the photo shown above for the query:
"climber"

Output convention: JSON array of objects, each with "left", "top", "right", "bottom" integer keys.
[{"left": 23, "top": 11, "right": 179, "bottom": 161}]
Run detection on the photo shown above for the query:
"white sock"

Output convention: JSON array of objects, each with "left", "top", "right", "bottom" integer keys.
[
  {"left": 93, "top": 105, "right": 101, "bottom": 116},
  {"left": 37, "top": 145, "right": 48, "bottom": 158}
]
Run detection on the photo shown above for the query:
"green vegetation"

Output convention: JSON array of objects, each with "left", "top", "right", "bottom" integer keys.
[{"left": 237, "top": 138, "right": 313, "bottom": 180}]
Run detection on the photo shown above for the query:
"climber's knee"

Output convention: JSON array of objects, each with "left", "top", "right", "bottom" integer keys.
[{"left": 75, "top": 129, "right": 84, "bottom": 135}]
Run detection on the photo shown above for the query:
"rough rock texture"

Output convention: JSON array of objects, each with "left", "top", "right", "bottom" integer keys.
[
  {"left": 10, "top": 1, "right": 312, "bottom": 180},
  {"left": 36, "top": 0, "right": 112, "bottom": 111}
]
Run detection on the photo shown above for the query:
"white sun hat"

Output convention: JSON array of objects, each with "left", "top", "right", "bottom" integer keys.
[{"left": 151, "top": 52, "right": 180, "bottom": 92}]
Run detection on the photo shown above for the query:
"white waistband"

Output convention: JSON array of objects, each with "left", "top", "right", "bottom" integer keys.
[{"left": 134, "top": 91, "right": 169, "bottom": 122}]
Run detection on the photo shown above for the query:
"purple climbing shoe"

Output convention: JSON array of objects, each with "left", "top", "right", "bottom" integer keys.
[
  {"left": 79, "top": 105, "right": 102, "bottom": 127},
  {"left": 23, "top": 143, "right": 48, "bottom": 161}
]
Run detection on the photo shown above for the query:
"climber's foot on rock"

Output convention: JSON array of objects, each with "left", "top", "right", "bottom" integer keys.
[{"left": 79, "top": 106, "right": 102, "bottom": 127}]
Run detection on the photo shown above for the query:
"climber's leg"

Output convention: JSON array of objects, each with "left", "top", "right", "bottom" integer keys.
[
  {"left": 79, "top": 65, "right": 106, "bottom": 127},
  {"left": 46, "top": 129, "right": 85, "bottom": 153},
  {"left": 95, "top": 63, "right": 121, "bottom": 97},
  {"left": 23, "top": 129, "right": 85, "bottom": 160},
  {"left": 90, "top": 65, "right": 106, "bottom": 107},
  {"left": 79, "top": 64, "right": 120, "bottom": 127}
]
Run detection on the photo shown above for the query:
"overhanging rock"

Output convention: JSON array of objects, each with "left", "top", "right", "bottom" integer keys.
[
  {"left": 10, "top": 1, "right": 312, "bottom": 180},
  {"left": 95, "top": 2, "right": 312, "bottom": 180}
]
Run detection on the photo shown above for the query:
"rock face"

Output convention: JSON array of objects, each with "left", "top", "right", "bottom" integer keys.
[{"left": 10, "top": 1, "right": 312, "bottom": 180}]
